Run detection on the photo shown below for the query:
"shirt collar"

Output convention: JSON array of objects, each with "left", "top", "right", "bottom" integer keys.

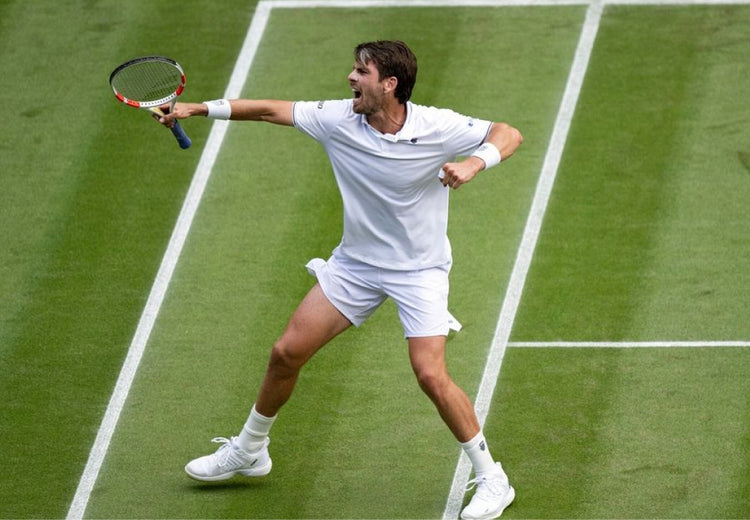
[{"left": 361, "top": 101, "right": 415, "bottom": 143}]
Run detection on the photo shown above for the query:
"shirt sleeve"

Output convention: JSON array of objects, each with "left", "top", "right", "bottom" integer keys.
[
  {"left": 433, "top": 107, "right": 493, "bottom": 157},
  {"left": 293, "top": 99, "right": 352, "bottom": 142}
]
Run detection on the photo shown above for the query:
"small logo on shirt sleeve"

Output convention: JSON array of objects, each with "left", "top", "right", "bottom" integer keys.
[{"left": 317, "top": 101, "right": 325, "bottom": 109}]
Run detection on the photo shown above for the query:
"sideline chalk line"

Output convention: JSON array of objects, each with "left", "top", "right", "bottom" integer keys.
[{"left": 509, "top": 341, "right": 750, "bottom": 347}]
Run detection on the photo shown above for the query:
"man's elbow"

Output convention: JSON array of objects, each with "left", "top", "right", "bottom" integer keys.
[
  {"left": 493, "top": 122, "right": 523, "bottom": 158},
  {"left": 500, "top": 122, "right": 523, "bottom": 148}
]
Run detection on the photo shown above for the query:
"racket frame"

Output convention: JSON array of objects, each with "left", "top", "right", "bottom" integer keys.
[{"left": 109, "top": 56, "right": 191, "bottom": 149}]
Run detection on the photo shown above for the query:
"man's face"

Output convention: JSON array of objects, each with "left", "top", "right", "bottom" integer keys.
[{"left": 348, "top": 59, "right": 389, "bottom": 115}]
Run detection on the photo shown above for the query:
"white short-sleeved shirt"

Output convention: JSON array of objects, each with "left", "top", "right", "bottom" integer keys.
[{"left": 293, "top": 99, "right": 492, "bottom": 270}]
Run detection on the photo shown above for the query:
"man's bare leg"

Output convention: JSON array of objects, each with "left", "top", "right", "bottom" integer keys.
[
  {"left": 407, "top": 335, "right": 480, "bottom": 442},
  {"left": 255, "top": 283, "right": 352, "bottom": 417},
  {"left": 184, "top": 283, "right": 350, "bottom": 481}
]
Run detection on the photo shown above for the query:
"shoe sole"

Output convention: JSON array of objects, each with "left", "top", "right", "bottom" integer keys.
[
  {"left": 460, "top": 485, "right": 515, "bottom": 520},
  {"left": 185, "top": 460, "right": 273, "bottom": 482}
]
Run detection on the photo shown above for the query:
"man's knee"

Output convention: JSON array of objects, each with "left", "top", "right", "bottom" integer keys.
[
  {"left": 267, "top": 338, "right": 306, "bottom": 376},
  {"left": 414, "top": 365, "right": 452, "bottom": 398}
]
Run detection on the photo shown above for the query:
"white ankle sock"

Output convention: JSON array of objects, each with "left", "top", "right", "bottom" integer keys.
[
  {"left": 461, "top": 431, "right": 502, "bottom": 476},
  {"left": 237, "top": 404, "right": 276, "bottom": 453}
]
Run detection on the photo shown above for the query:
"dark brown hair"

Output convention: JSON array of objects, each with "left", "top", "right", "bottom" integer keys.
[{"left": 354, "top": 40, "right": 417, "bottom": 104}]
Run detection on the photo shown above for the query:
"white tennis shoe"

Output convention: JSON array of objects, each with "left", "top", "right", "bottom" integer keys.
[
  {"left": 461, "top": 464, "right": 515, "bottom": 520},
  {"left": 185, "top": 436, "right": 272, "bottom": 481}
]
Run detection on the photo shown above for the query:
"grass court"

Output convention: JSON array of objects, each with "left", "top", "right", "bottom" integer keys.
[{"left": 0, "top": 0, "right": 748, "bottom": 518}]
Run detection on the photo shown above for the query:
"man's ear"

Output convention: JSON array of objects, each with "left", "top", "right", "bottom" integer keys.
[{"left": 383, "top": 76, "right": 398, "bottom": 95}]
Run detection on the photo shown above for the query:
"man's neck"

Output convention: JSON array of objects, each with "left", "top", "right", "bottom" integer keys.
[{"left": 366, "top": 101, "right": 407, "bottom": 135}]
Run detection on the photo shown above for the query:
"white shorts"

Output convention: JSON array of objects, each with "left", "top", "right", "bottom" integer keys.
[{"left": 305, "top": 253, "right": 462, "bottom": 338}]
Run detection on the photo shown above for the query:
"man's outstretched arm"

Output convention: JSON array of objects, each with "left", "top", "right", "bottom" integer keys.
[{"left": 159, "top": 99, "right": 295, "bottom": 127}]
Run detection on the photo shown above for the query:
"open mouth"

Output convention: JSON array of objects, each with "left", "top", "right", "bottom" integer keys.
[{"left": 352, "top": 88, "right": 362, "bottom": 99}]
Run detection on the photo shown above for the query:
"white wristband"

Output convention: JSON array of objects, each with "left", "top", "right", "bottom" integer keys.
[
  {"left": 204, "top": 99, "right": 231, "bottom": 120},
  {"left": 471, "top": 142, "right": 502, "bottom": 170}
]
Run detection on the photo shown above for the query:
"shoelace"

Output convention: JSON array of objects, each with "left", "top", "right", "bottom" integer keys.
[
  {"left": 465, "top": 473, "right": 506, "bottom": 500},
  {"left": 210, "top": 437, "right": 235, "bottom": 467}
]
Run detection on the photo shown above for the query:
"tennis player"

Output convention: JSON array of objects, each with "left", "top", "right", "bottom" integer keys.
[{"left": 161, "top": 40, "right": 522, "bottom": 520}]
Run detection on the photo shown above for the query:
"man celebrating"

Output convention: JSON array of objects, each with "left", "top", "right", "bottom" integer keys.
[{"left": 160, "top": 40, "right": 522, "bottom": 520}]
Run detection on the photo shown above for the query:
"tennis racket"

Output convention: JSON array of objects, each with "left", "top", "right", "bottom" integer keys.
[{"left": 109, "top": 56, "right": 192, "bottom": 149}]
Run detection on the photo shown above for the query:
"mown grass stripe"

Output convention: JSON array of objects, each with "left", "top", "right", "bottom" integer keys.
[
  {"left": 442, "top": 1, "right": 603, "bottom": 517},
  {"left": 65, "top": 6, "right": 273, "bottom": 519}
]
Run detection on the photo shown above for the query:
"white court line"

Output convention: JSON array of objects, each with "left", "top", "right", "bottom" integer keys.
[
  {"left": 267, "top": 0, "right": 589, "bottom": 7},
  {"left": 67, "top": 0, "right": 750, "bottom": 518},
  {"left": 509, "top": 341, "right": 750, "bottom": 347},
  {"left": 267, "top": 0, "right": 750, "bottom": 7},
  {"left": 64, "top": 5, "right": 273, "bottom": 520},
  {"left": 441, "top": 1, "right": 604, "bottom": 518},
  {"left": 608, "top": 0, "right": 750, "bottom": 4}
]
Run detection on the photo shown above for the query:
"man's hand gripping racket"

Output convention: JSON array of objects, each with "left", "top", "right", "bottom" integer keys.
[{"left": 109, "top": 56, "right": 191, "bottom": 149}]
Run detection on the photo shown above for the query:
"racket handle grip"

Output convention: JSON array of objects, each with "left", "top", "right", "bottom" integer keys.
[{"left": 170, "top": 120, "right": 192, "bottom": 149}]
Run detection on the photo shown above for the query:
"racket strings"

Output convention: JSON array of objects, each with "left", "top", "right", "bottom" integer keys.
[{"left": 112, "top": 60, "right": 182, "bottom": 102}]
